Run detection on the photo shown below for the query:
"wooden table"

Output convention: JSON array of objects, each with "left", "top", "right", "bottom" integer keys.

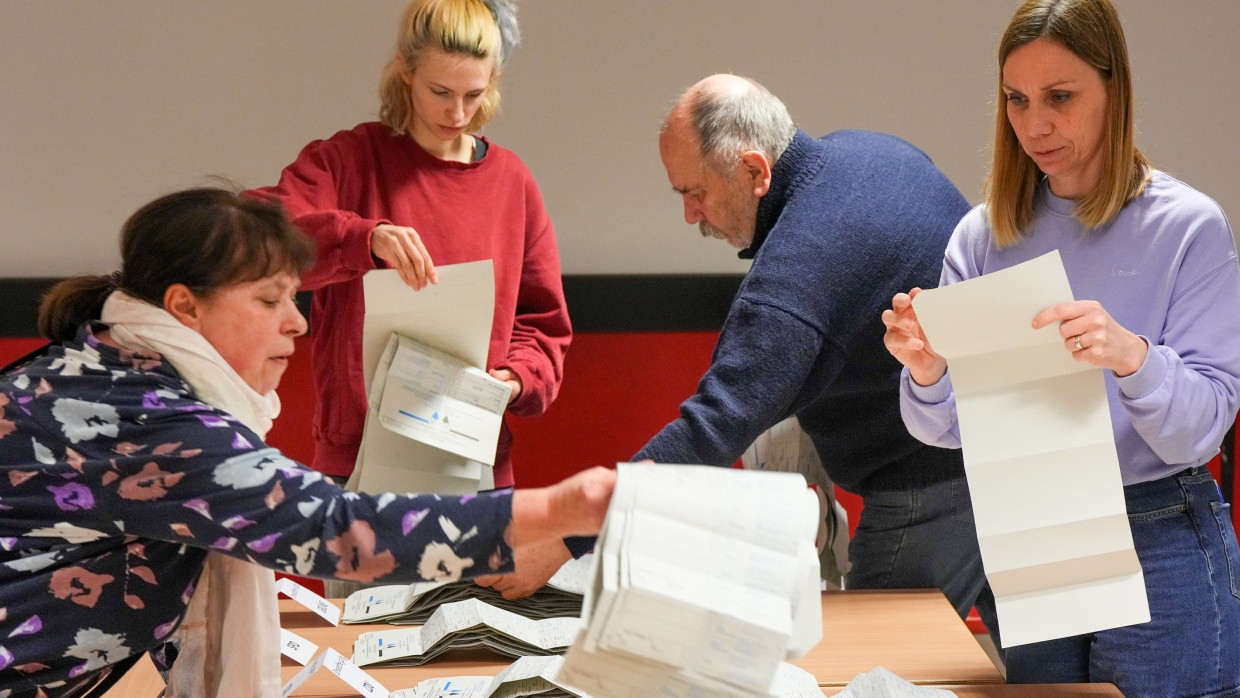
[
  {"left": 793, "top": 590, "right": 1002, "bottom": 687},
  {"left": 104, "top": 589, "right": 1118, "bottom": 697}
]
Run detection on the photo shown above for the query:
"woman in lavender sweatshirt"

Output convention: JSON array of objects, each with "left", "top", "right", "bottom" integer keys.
[{"left": 881, "top": 1, "right": 1240, "bottom": 695}]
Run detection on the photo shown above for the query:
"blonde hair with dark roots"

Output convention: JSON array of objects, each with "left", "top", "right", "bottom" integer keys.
[
  {"left": 378, "top": 0, "right": 506, "bottom": 136},
  {"left": 985, "top": 0, "right": 1151, "bottom": 247}
]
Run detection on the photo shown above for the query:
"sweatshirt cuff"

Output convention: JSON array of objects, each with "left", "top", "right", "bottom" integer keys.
[
  {"left": 903, "top": 367, "right": 953, "bottom": 405},
  {"left": 499, "top": 360, "right": 551, "bottom": 417},
  {"left": 347, "top": 218, "right": 389, "bottom": 271},
  {"left": 1115, "top": 336, "right": 1165, "bottom": 400}
]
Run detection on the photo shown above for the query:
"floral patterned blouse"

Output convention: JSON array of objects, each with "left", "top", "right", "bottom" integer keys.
[{"left": 0, "top": 325, "right": 514, "bottom": 696}]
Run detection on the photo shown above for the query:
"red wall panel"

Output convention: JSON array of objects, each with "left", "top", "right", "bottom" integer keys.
[
  {"left": 2, "top": 333, "right": 1236, "bottom": 536},
  {"left": 0, "top": 338, "right": 49, "bottom": 367},
  {"left": 507, "top": 331, "right": 718, "bottom": 488}
]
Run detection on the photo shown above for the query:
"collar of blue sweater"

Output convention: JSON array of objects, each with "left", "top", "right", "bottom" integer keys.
[{"left": 740, "top": 129, "right": 825, "bottom": 260}]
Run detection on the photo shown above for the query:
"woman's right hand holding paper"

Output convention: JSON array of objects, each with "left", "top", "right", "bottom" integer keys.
[{"left": 881, "top": 288, "right": 948, "bottom": 387}]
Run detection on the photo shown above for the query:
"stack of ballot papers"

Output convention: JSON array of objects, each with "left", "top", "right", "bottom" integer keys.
[
  {"left": 343, "top": 555, "right": 591, "bottom": 625},
  {"left": 556, "top": 463, "right": 823, "bottom": 698},
  {"left": 390, "top": 655, "right": 824, "bottom": 698},
  {"left": 390, "top": 656, "right": 576, "bottom": 698},
  {"left": 352, "top": 599, "right": 580, "bottom": 668}
]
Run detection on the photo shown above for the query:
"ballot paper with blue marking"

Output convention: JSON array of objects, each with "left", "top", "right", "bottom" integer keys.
[
  {"left": 374, "top": 333, "right": 511, "bottom": 464},
  {"left": 911, "top": 250, "right": 1149, "bottom": 647},
  {"left": 556, "top": 463, "right": 823, "bottom": 698}
]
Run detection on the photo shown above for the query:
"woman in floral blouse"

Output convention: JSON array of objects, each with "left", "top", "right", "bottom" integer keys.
[{"left": 0, "top": 187, "right": 613, "bottom": 697}]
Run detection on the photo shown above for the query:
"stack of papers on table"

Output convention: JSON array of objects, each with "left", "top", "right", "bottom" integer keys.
[
  {"left": 344, "top": 555, "right": 591, "bottom": 625},
  {"left": 556, "top": 463, "right": 823, "bottom": 698},
  {"left": 391, "top": 656, "right": 823, "bottom": 698},
  {"left": 352, "top": 599, "right": 580, "bottom": 668},
  {"left": 391, "top": 656, "right": 579, "bottom": 698}
]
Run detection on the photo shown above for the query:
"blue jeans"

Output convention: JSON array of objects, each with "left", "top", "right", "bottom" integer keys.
[
  {"left": 846, "top": 476, "right": 1001, "bottom": 648},
  {"left": 1006, "top": 467, "right": 1240, "bottom": 697}
]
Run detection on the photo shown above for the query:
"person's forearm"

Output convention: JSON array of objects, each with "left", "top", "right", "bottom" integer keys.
[
  {"left": 508, "top": 466, "right": 616, "bottom": 549},
  {"left": 509, "top": 488, "right": 555, "bottom": 549}
]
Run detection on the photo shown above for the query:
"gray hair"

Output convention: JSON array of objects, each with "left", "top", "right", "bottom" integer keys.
[{"left": 686, "top": 78, "right": 796, "bottom": 174}]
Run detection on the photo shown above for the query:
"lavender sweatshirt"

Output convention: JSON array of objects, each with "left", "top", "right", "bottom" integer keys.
[{"left": 901, "top": 172, "right": 1240, "bottom": 485}]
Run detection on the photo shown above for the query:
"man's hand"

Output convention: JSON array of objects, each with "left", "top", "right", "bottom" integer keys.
[{"left": 475, "top": 538, "right": 572, "bottom": 600}]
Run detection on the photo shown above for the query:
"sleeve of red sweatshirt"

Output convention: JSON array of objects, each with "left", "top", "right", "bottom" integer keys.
[
  {"left": 500, "top": 176, "right": 571, "bottom": 418},
  {"left": 244, "top": 133, "right": 389, "bottom": 291}
]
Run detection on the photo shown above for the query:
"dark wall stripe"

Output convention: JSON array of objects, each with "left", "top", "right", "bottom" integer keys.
[
  {"left": 563, "top": 274, "right": 741, "bottom": 333},
  {"left": 0, "top": 275, "right": 743, "bottom": 337},
  {"left": 1, "top": 279, "right": 58, "bottom": 338}
]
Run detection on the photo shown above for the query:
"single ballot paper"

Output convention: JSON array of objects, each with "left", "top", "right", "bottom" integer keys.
[
  {"left": 911, "top": 250, "right": 1149, "bottom": 647},
  {"left": 281, "top": 647, "right": 388, "bottom": 698}
]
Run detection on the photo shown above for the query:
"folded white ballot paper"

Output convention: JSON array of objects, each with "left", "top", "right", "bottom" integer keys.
[
  {"left": 350, "top": 262, "right": 501, "bottom": 496},
  {"left": 556, "top": 463, "right": 823, "bottom": 698},
  {"left": 911, "top": 250, "right": 1149, "bottom": 647},
  {"left": 352, "top": 598, "right": 581, "bottom": 668}
]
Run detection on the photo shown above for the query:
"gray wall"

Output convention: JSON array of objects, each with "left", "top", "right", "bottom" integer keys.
[{"left": 2, "top": 1, "right": 1237, "bottom": 277}]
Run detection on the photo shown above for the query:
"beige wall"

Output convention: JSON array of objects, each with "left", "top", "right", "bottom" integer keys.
[{"left": 2, "top": 1, "right": 1237, "bottom": 276}]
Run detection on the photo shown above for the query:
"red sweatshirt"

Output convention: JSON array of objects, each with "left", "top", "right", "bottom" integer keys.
[{"left": 247, "top": 122, "right": 570, "bottom": 487}]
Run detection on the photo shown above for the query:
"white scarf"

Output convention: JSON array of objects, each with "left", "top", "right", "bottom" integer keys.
[{"left": 101, "top": 290, "right": 283, "bottom": 698}]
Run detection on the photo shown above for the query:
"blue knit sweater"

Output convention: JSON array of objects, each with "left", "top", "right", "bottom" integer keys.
[{"left": 636, "top": 129, "right": 969, "bottom": 494}]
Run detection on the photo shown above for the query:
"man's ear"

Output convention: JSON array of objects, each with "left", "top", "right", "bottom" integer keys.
[
  {"left": 739, "top": 150, "right": 772, "bottom": 198},
  {"left": 163, "top": 284, "right": 204, "bottom": 331}
]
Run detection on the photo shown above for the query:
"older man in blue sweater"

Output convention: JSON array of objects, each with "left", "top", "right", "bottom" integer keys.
[
  {"left": 634, "top": 73, "right": 997, "bottom": 637},
  {"left": 489, "top": 74, "right": 996, "bottom": 639}
]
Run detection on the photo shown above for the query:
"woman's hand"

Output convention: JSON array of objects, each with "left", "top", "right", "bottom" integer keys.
[
  {"left": 881, "top": 288, "right": 947, "bottom": 386},
  {"left": 370, "top": 224, "right": 439, "bottom": 290},
  {"left": 488, "top": 466, "right": 615, "bottom": 599},
  {"left": 1033, "top": 300, "right": 1147, "bottom": 377},
  {"left": 474, "top": 540, "right": 572, "bottom": 600},
  {"left": 488, "top": 368, "right": 523, "bottom": 404}
]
